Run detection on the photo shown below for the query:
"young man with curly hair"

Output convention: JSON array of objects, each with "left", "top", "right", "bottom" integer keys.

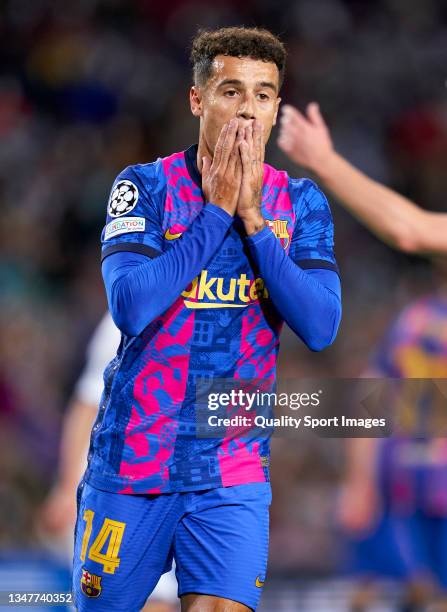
[{"left": 72, "top": 27, "right": 341, "bottom": 611}]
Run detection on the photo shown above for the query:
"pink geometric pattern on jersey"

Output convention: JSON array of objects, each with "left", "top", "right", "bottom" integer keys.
[
  {"left": 162, "top": 152, "right": 184, "bottom": 215},
  {"left": 218, "top": 439, "right": 265, "bottom": 487},
  {"left": 234, "top": 305, "right": 280, "bottom": 380},
  {"left": 162, "top": 152, "right": 203, "bottom": 223},
  {"left": 119, "top": 298, "right": 195, "bottom": 492}
]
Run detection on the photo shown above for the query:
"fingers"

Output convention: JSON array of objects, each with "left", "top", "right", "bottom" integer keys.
[
  {"left": 202, "top": 156, "right": 212, "bottom": 180},
  {"left": 277, "top": 125, "right": 300, "bottom": 153},
  {"left": 228, "top": 126, "right": 244, "bottom": 175},
  {"left": 239, "top": 138, "right": 250, "bottom": 174},
  {"left": 278, "top": 105, "right": 308, "bottom": 154},
  {"left": 281, "top": 104, "right": 309, "bottom": 128},
  {"left": 216, "top": 118, "right": 238, "bottom": 170},
  {"left": 245, "top": 122, "right": 254, "bottom": 161},
  {"left": 307, "top": 102, "right": 326, "bottom": 127},
  {"left": 240, "top": 121, "right": 264, "bottom": 185},
  {"left": 212, "top": 122, "right": 229, "bottom": 168},
  {"left": 253, "top": 119, "right": 264, "bottom": 163}
]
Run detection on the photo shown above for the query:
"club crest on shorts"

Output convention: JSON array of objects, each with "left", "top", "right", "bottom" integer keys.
[
  {"left": 108, "top": 180, "right": 139, "bottom": 217},
  {"left": 266, "top": 219, "right": 289, "bottom": 249},
  {"left": 81, "top": 568, "right": 102, "bottom": 598}
]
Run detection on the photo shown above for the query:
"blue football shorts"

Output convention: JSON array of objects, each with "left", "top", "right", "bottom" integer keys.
[{"left": 72, "top": 479, "right": 271, "bottom": 611}]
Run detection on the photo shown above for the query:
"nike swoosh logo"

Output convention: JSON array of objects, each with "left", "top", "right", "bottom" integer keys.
[
  {"left": 164, "top": 228, "right": 183, "bottom": 240},
  {"left": 255, "top": 577, "right": 265, "bottom": 588}
]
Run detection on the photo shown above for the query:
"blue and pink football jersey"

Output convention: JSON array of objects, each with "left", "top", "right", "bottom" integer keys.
[{"left": 84, "top": 144, "right": 338, "bottom": 494}]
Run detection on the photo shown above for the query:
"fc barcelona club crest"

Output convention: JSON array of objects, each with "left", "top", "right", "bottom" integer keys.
[
  {"left": 81, "top": 568, "right": 102, "bottom": 598},
  {"left": 266, "top": 219, "right": 290, "bottom": 249}
]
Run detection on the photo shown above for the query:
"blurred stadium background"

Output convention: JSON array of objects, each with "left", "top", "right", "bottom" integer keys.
[{"left": 1, "top": 0, "right": 447, "bottom": 610}]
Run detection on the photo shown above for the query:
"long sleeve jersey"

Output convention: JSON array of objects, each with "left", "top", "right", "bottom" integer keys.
[{"left": 84, "top": 144, "right": 341, "bottom": 494}]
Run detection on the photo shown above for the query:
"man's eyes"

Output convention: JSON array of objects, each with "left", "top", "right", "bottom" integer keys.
[{"left": 223, "top": 90, "right": 271, "bottom": 100}]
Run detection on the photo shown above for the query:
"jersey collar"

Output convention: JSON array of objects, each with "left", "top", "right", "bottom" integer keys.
[{"left": 184, "top": 144, "right": 202, "bottom": 189}]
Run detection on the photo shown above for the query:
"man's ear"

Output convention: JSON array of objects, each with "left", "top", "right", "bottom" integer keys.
[
  {"left": 190, "top": 86, "right": 203, "bottom": 117},
  {"left": 272, "top": 97, "right": 281, "bottom": 126}
]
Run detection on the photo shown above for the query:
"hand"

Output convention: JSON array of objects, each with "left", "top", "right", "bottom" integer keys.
[
  {"left": 202, "top": 118, "right": 243, "bottom": 217},
  {"left": 37, "top": 483, "right": 77, "bottom": 535},
  {"left": 278, "top": 103, "right": 334, "bottom": 173},
  {"left": 238, "top": 119, "right": 266, "bottom": 235}
]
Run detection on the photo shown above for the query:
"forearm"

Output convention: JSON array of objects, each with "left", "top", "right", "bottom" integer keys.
[
  {"left": 314, "top": 151, "right": 428, "bottom": 253},
  {"left": 103, "top": 204, "right": 233, "bottom": 336},
  {"left": 344, "top": 437, "right": 379, "bottom": 485},
  {"left": 57, "top": 399, "right": 97, "bottom": 491},
  {"left": 247, "top": 229, "right": 341, "bottom": 351}
]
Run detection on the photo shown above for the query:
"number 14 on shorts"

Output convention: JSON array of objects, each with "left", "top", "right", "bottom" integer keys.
[{"left": 80, "top": 509, "right": 126, "bottom": 574}]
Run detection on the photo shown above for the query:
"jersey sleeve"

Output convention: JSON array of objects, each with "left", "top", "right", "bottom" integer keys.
[
  {"left": 288, "top": 178, "right": 339, "bottom": 273},
  {"left": 101, "top": 163, "right": 164, "bottom": 262}
]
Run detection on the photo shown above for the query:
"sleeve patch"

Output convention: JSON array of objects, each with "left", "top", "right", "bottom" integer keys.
[
  {"left": 104, "top": 217, "right": 145, "bottom": 240},
  {"left": 108, "top": 180, "right": 139, "bottom": 217}
]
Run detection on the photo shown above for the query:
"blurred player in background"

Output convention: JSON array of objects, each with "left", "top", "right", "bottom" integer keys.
[
  {"left": 339, "top": 295, "right": 447, "bottom": 612},
  {"left": 279, "top": 104, "right": 447, "bottom": 610},
  {"left": 40, "top": 313, "right": 177, "bottom": 612},
  {"left": 278, "top": 102, "right": 447, "bottom": 256},
  {"left": 73, "top": 27, "right": 341, "bottom": 612}
]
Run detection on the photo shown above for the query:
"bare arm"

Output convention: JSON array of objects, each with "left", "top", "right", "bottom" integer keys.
[
  {"left": 338, "top": 436, "right": 381, "bottom": 533},
  {"left": 39, "top": 398, "right": 96, "bottom": 533},
  {"left": 55, "top": 398, "right": 97, "bottom": 493},
  {"left": 278, "top": 103, "right": 447, "bottom": 256}
]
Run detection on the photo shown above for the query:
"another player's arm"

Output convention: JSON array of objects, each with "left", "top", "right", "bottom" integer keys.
[
  {"left": 103, "top": 120, "right": 243, "bottom": 337},
  {"left": 278, "top": 103, "right": 447, "bottom": 256},
  {"left": 338, "top": 436, "right": 381, "bottom": 533},
  {"left": 338, "top": 367, "right": 387, "bottom": 533},
  {"left": 39, "top": 398, "right": 96, "bottom": 533},
  {"left": 39, "top": 314, "right": 120, "bottom": 533}
]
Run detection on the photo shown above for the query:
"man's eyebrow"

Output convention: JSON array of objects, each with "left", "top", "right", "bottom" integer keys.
[
  {"left": 217, "top": 79, "right": 243, "bottom": 88},
  {"left": 217, "top": 78, "right": 277, "bottom": 93},
  {"left": 258, "top": 81, "right": 277, "bottom": 92}
]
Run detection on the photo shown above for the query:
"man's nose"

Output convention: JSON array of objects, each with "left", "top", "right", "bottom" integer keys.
[{"left": 237, "top": 94, "right": 256, "bottom": 121}]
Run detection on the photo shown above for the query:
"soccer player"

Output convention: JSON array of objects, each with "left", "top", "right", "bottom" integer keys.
[
  {"left": 339, "top": 294, "right": 447, "bottom": 611},
  {"left": 73, "top": 27, "right": 342, "bottom": 611},
  {"left": 278, "top": 103, "right": 447, "bottom": 255}
]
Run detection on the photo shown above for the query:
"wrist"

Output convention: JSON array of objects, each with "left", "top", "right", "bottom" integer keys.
[
  {"left": 206, "top": 201, "right": 236, "bottom": 219},
  {"left": 310, "top": 149, "right": 338, "bottom": 182},
  {"left": 240, "top": 209, "right": 266, "bottom": 236}
]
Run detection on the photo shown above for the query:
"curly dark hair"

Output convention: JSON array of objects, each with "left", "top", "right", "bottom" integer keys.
[{"left": 190, "top": 26, "right": 287, "bottom": 90}]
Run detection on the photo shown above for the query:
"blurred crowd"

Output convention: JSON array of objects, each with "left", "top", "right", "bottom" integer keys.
[{"left": 1, "top": 0, "right": 447, "bottom": 585}]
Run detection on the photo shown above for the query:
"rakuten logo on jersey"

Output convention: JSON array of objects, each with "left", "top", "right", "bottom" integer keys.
[{"left": 181, "top": 270, "right": 268, "bottom": 309}]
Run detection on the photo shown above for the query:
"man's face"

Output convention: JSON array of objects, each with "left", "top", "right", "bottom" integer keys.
[{"left": 190, "top": 55, "right": 281, "bottom": 156}]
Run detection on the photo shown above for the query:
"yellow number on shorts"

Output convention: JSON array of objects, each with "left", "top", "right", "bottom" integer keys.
[
  {"left": 80, "top": 510, "right": 94, "bottom": 562},
  {"left": 80, "top": 510, "right": 126, "bottom": 574}
]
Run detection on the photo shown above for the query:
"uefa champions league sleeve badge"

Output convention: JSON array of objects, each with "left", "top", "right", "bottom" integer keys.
[{"left": 108, "top": 180, "right": 139, "bottom": 217}]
